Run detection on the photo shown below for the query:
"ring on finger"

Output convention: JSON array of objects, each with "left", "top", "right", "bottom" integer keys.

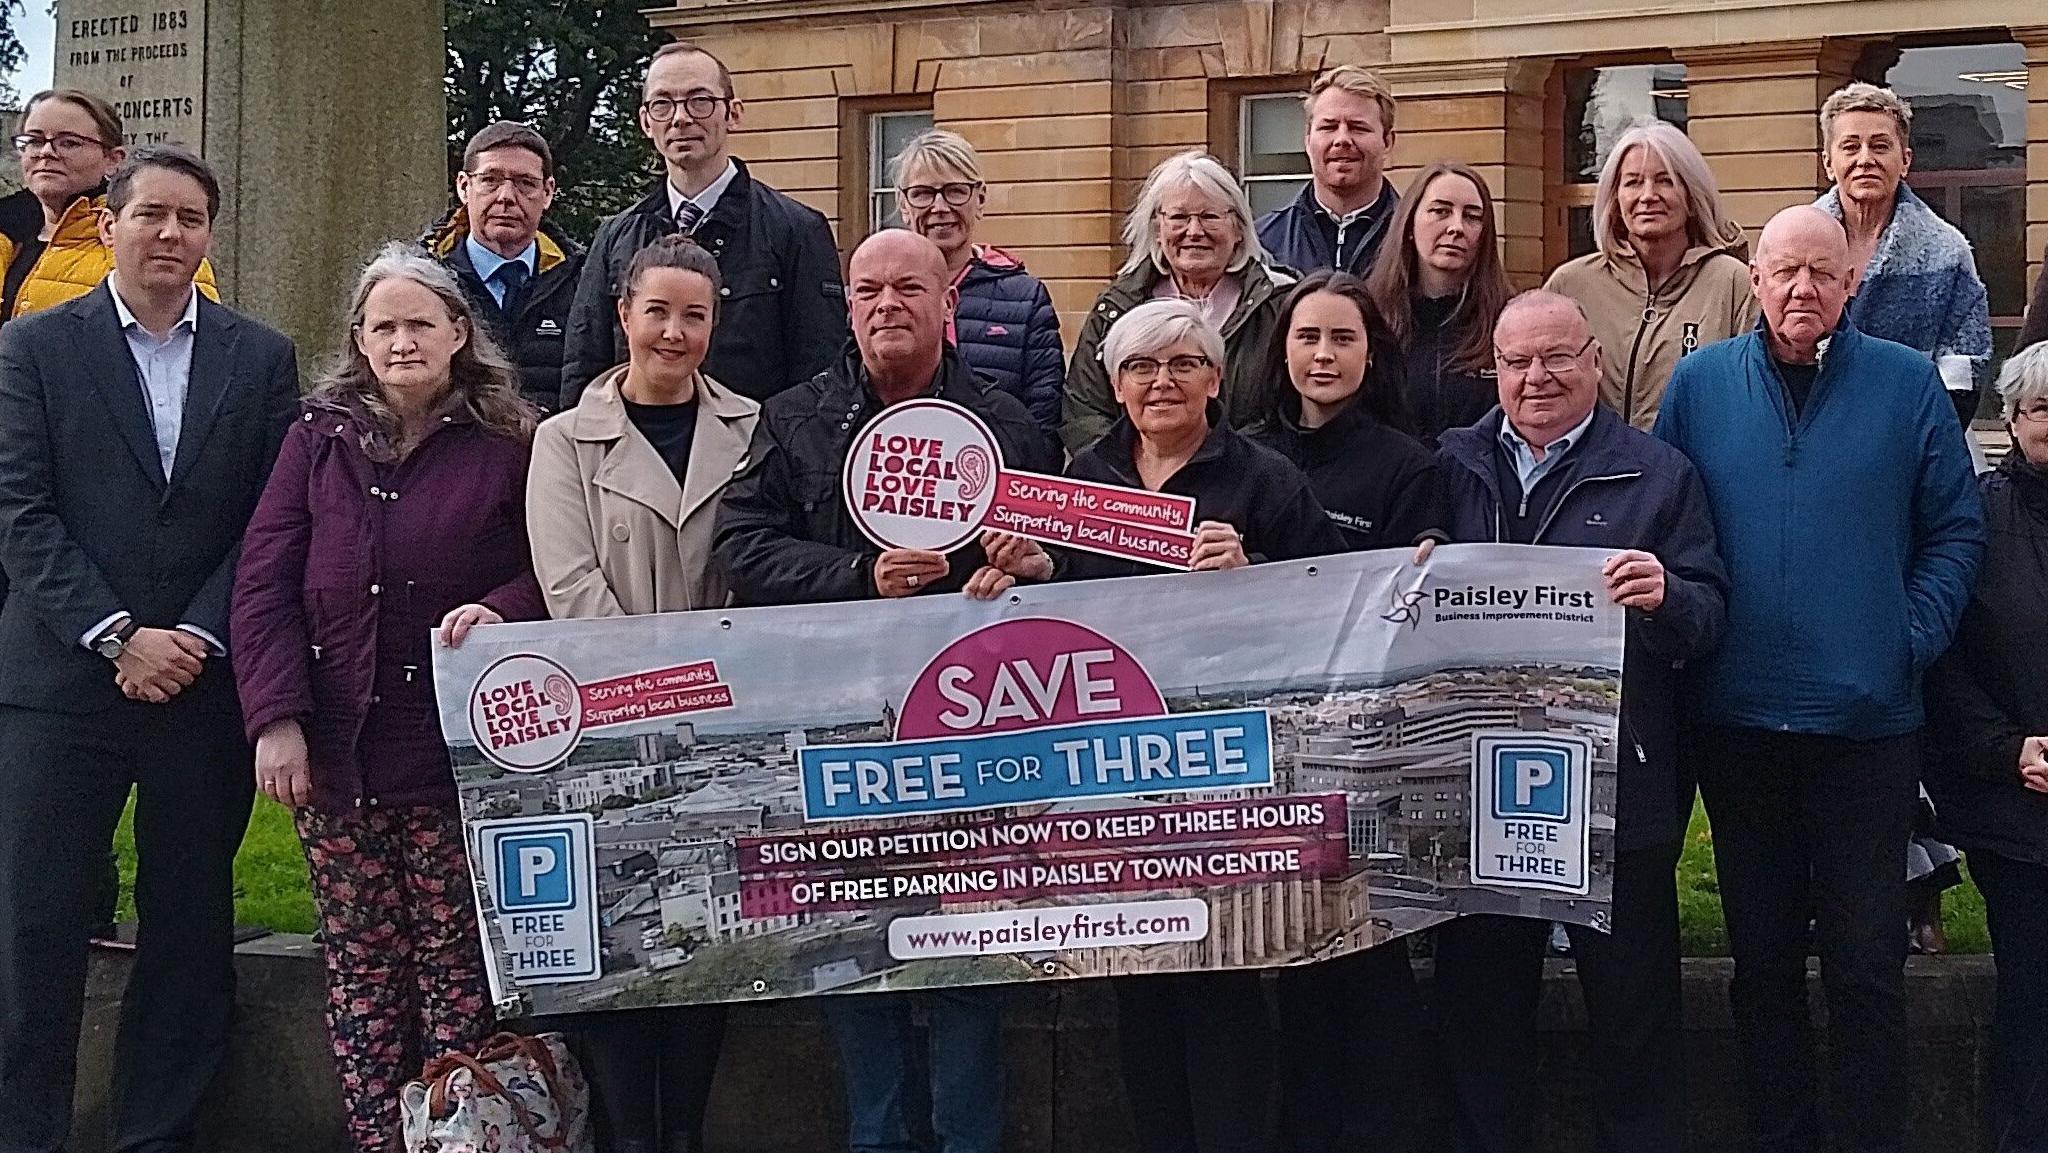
[{"left": 907, "top": 574, "right": 920, "bottom": 588}]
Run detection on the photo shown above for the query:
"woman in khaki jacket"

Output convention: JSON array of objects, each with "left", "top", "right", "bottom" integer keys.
[
  {"left": 528, "top": 235, "right": 759, "bottom": 616},
  {"left": 1546, "top": 118, "right": 1759, "bottom": 429},
  {"left": 523, "top": 234, "right": 757, "bottom": 1152}
]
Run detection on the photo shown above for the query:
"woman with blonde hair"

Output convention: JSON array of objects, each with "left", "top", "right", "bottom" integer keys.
[
  {"left": 1061, "top": 149, "right": 1293, "bottom": 453},
  {"left": 232, "top": 243, "right": 544, "bottom": 1151},
  {"left": 891, "top": 128, "right": 1064, "bottom": 434},
  {"left": 1545, "top": 117, "right": 1757, "bottom": 429}
]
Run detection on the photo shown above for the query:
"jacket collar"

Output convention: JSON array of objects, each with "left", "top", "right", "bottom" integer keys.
[
  {"left": 570, "top": 363, "right": 758, "bottom": 528},
  {"left": 1091, "top": 401, "right": 1232, "bottom": 486},
  {"left": 815, "top": 341, "right": 989, "bottom": 422},
  {"left": 78, "top": 280, "right": 240, "bottom": 492},
  {"left": 631, "top": 158, "right": 757, "bottom": 232},
  {"left": 1098, "top": 262, "right": 1291, "bottom": 339},
  {"left": 1591, "top": 229, "right": 1750, "bottom": 296},
  {"left": 423, "top": 204, "right": 579, "bottom": 272},
  {"left": 1441, "top": 404, "right": 1641, "bottom": 491},
  {"left": 51, "top": 193, "right": 105, "bottom": 248}
]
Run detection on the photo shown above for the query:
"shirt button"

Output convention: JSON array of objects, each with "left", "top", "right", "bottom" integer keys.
[
  {"left": 611, "top": 523, "right": 630, "bottom": 542},
  {"left": 719, "top": 287, "right": 730, "bottom": 297},
  {"left": 369, "top": 583, "right": 381, "bottom": 595},
  {"left": 300, "top": 413, "right": 313, "bottom": 423},
  {"left": 369, "top": 486, "right": 382, "bottom": 497}
]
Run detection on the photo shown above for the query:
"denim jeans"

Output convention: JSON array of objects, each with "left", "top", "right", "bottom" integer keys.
[
  {"left": 1969, "top": 850, "right": 2048, "bottom": 1153},
  {"left": 825, "top": 987, "right": 1005, "bottom": 1153}
]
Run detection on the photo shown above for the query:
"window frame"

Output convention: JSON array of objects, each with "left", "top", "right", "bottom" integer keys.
[
  {"left": 1208, "top": 74, "right": 1315, "bottom": 210},
  {"left": 836, "top": 96, "right": 934, "bottom": 257},
  {"left": 1543, "top": 53, "right": 1687, "bottom": 270}
]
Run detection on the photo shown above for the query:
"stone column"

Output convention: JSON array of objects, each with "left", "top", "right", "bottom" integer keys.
[
  {"left": 1379, "top": 59, "right": 1551, "bottom": 287},
  {"left": 2019, "top": 26, "right": 2048, "bottom": 316},
  {"left": 1673, "top": 39, "right": 1861, "bottom": 240},
  {"left": 57, "top": 0, "right": 448, "bottom": 363}
]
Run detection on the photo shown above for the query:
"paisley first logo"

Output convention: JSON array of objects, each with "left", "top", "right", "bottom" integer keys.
[{"left": 469, "top": 654, "right": 583, "bottom": 772}]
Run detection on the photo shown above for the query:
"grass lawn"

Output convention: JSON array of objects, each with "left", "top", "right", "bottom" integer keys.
[{"left": 115, "top": 796, "right": 1992, "bottom": 954}]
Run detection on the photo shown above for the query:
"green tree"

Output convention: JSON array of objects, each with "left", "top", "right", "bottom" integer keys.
[
  {"left": 444, "top": 0, "right": 665, "bottom": 240},
  {"left": 0, "top": 2, "right": 28, "bottom": 109}
]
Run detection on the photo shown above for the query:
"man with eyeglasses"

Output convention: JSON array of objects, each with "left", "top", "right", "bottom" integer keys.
[
  {"left": 422, "top": 120, "right": 585, "bottom": 414},
  {"left": 1428, "top": 288, "right": 1728, "bottom": 1153},
  {"left": 1653, "top": 205, "right": 1984, "bottom": 1153},
  {"left": 562, "top": 41, "right": 846, "bottom": 409}
]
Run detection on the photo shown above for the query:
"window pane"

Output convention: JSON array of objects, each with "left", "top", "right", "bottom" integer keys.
[
  {"left": 1567, "top": 205, "right": 1595, "bottom": 259},
  {"left": 872, "top": 192, "right": 904, "bottom": 231},
  {"left": 1242, "top": 95, "right": 1307, "bottom": 178},
  {"left": 870, "top": 111, "right": 935, "bottom": 188},
  {"left": 1247, "top": 177, "right": 1307, "bottom": 217},
  {"left": 1956, "top": 183, "right": 2027, "bottom": 317},
  {"left": 1882, "top": 44, "right": 2026, "bottom": 173},
  {"left": 1563, "top": 63, "right": 1688, "bottom": 182}
]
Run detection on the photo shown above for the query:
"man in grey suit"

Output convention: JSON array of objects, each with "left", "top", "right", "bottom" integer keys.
[{"left": 0, "top": 145, "right": 299, "bottom": 1153}]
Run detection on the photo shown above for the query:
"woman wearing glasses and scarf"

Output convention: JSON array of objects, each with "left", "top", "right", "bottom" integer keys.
[{"left": 891, "top": 129, "right": 1064, "bottom": 437}]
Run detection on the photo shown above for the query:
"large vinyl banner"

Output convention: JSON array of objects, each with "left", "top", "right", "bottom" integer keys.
[{"left": 433, "top": 544, "right": 1626, "bottom": 1015}]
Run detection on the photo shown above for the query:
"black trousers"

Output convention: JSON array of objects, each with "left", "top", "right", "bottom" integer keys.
[
  {"left": 572, "top": 1004, "right": 728, "bottom": 1153},
  {"left": 1967, "top": 850, "right": 2048, "bottom": 1153},
  {"left": 0, "top": 700, "right": 254, "bottom": 1153},
  {"left": 1273, "top": 944, "right": 1429, "bottom": 1153},
  {"left": 1694, "top": 725, "right": 1920, "bottom": 1153},
  {"left": 1431, "top": 840, "right": 1686, "bottom": 1153},
  {"left": 1114, "top": 971, "right": 1273, "bottom": 1153}
]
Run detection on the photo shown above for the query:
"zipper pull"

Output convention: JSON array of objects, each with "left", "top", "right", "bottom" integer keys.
[{"left": 1518, "top": 490, "right": 1529, "bottom": 518}]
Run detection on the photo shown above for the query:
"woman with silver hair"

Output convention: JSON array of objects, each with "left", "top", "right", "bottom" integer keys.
[
  {"left": 1060, "top": 149, "right": 1294, "bottom": 454},
  {"left": 230, "top": 242, "right": 544, "bottom": 1151},
  {"left": 1925, "top": 341, "right": 2048, "bottom": 1150},
  {"left": 1053, "top": 300, "right": 1339, "bottom": 1150},
  {"left": 1545, "top": 117, "right": 1757, "bottom": 428}
]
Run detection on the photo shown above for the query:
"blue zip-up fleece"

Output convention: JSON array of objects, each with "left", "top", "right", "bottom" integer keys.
[{"left": 1653, "top": 318, "right": 1984, "bottom": 738}]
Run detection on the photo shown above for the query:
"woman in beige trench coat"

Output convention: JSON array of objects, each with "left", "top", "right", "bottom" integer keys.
[
  {"left": 527, "top": 234, "right": 759, "bottom": 616},
  {"left": 522, "top": 234, "right": 759, "bottom": 1151}
]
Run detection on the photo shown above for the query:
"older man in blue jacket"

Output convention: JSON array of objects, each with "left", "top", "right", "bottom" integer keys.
[
  {"left": 1654, "top": 205, "right": 1985, "bottom": 1153},
  {"left": 1430, "top": 289, "right": 1728, "bottom": 1153}
]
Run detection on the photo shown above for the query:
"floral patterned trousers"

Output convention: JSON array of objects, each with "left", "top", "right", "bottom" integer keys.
[{"left": 297, "top": 803, "right": 494, "bottom": 1153}]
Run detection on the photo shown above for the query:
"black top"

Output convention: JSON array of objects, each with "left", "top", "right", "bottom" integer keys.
[
  {"left": 3, "top": 236, "right": 47, "bottom": 321},
  {"left": 1397, "top": 292, "right": 1498, "bottom": 446},
  {"left": 1059, "top": 407, "right": 1346, "bottom": 581},
  {"left": 624, "top": 398, "right": 698, "bottom": 483},
  {"left": 1774, "top": 356, "right": 1820, "bottom": 418},
  {"left": 1255, "top": 395, "right": 1443, "bottom": 551}
]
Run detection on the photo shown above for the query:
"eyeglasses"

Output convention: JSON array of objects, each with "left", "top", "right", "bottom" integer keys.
[
  {"left": 642, "top": 94, "right": 730, "bottom": 123},
  {"left": 2014, "top": 402, "right": 2048, "bottom": 424},
  {"left": 466, "top": 171, "right": 547, "bottom": 197},
  {"left": 1118, "top": 354, "right": 1213, "bottom": 381},
  {"left": 900, "top": 182, "right": 981, "bottom": 209},
  {"left": 13, "top": 132, "right": 110, "bottom": 156},
  {"left": 1161, "top": 211, "right": 1229, "bottom": 231},
  {"left": 1495, "top": 336, "right": 1595, "bottom": 376}
]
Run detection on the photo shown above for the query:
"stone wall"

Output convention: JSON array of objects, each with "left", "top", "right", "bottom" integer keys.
[{"left": 72, "top": 938, "right": 2007, "bottom": 1152}]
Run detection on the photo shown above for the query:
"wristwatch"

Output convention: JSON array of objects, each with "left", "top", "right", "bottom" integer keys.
[{"left": 94, "top": 619, "right": 139, "bottom": 661}]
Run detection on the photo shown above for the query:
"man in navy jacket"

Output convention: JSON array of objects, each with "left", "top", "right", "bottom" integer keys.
[
  {"left": 1428, "top": 290, "right": 1727, "bottom": 1153},
  {"left": 1654, "top": 205, "right": 1984, "bottom": 1153},
  {"left": 1254, "top": 66, "right": 1401, "bottom": 275}
]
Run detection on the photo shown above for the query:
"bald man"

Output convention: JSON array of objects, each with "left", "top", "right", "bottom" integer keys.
[
  {"left": 711, "top": 230, "right": 1054, "bottom": 1153},
  {"left": 1654, "top": 205, "right": 1984, "bottom": 1153},
  {"left": 1429, "top": 289, "right": 1727, "bottom": 1153}
]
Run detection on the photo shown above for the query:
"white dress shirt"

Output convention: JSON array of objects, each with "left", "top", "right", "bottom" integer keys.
[
  {"left": 1498, "top": 406, "right": 1597, "bottom": 491},
  {"left": 81, "top": 278, "right": 221, "bottom": 655},
  {"left": 667, "top": 158, "right": 739, "bottom": 224}
]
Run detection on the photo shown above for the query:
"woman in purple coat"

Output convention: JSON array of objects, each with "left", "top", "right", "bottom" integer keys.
[{"left": 230, "top": 243, "right": 544, "bottom": 1152}]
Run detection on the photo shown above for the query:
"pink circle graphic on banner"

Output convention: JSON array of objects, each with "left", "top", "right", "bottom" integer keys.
[
  {"left": 896, "top": 618, "right": 1167, "bottom": 740},
  {"left": 842, "top": 398, "right": 1003, "bottom": 553},
  {"left": 468, "top": 653, "right": 583, "bottom": 772}
]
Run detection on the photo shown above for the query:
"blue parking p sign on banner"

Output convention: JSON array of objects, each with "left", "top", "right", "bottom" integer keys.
[
  {"left": 474, "top": 815, "right": 601, "bottom": 985},
  {"left": 1470, "top": 732, "right": 1592, "bottom": 895}
]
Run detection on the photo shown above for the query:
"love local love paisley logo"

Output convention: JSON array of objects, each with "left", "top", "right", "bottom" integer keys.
[
  {"left": 843, "top": 398, "right": 1000, "bottom": 553},
  {"left": 469, "top": 654, "right": 583, "bottom": 772}
]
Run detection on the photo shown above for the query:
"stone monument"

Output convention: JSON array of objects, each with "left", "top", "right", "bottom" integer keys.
[{"left": 53, "top": 0, "right": 448, "bottom": 361}]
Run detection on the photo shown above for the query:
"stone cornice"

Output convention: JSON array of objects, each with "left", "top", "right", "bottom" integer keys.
[{"left": 651, "top": 0, "right": 1099, "bottom": 30}]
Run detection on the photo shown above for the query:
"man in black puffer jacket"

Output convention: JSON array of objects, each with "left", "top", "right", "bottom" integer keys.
[
  {"left": 425, "top": 121, "right": 585, "bottom": 416},
  {"left": 562, "top": 44, "right": 847, "bottom": 408}
]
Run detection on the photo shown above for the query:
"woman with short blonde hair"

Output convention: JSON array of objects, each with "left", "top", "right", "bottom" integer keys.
[
  {"left": 890, "top": 128, "right": 1064, "bottom": 434},
  {"left": 1061, "top": 150, "right": 1293, "bottom": 454},
  {"left": 1545, "top": 117, "right": 1758, "bottom": 428}
]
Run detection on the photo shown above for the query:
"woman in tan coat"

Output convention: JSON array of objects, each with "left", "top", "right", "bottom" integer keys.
[
  {"left": 1546, "top": 118, "right": 1758, "bottom": 429},
  {"left": 528, "top": 235, "right": 759, "bottom": 616},
  {"left": 523, "top": 234, "right": 757, "bottom": 1152}
]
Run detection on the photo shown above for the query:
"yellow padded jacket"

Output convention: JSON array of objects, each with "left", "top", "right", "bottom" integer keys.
[{"left": 0, "top": 192, "right": 218, "bottom": 321}]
